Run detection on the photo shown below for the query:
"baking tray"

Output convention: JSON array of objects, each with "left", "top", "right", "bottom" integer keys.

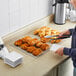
[
  {"left": 4, "top": 23, "right": 67, "bottom": 58},
  {"left": 6, "top": 27, "right": 52, "bottom": 58}
]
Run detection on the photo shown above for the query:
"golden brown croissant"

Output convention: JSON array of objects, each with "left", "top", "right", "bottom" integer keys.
[
  {"left": 36, "top": 41, "right": 43, "bottom": 47},
  {"left": 40, "top": 37, "right": 50, "bottom": 43},
  {"left": 50, "top": 30, "right": 61, "bottom": 43},
  {"left": 40, "top": 44, "right": 50, "bottom": 51},
  {"left": 32, "top": 48, "right": 42, "bottom": 56},
  {"left": 45, "top": 27, "right": 52, "bottom": 36},
  {"left": 22, "top": 36, "right": 32, "bottom": 43},
  {"left": 38, "top": 30, "right": 46, "bottom": 38},
  {"left": 32, "top": 38, "right": 39, "bottom": 43},
  {"left": 20, "top": 43, "right": 29, "bottom": 50},
  {"left": 27, "top": 46, "right": 36, "bottom": 53},
  {"left": 27, "top": 39, "right": 37, "bottom": 46},
  {"left": 34, "top": 29, "right": 40, "bottom": 35},
  {"left": 14, "top": 39, "right": 23, "bottom": 46},
  {"left": 51, "top": 30, "right": 58, "bottom": 35}
]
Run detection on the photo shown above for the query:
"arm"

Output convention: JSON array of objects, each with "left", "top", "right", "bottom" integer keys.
[
  {"left": 70, "top": 0, "right": 76, "bottom": 8},
  {"left": 59, "top": 29, "right": 74, "bottom": 37},
  {"left": 64, "top": 47, "right": 76, "bottom": 57},
  {"left": 55, "top": 47, "right": 76, "bottom": 57}
]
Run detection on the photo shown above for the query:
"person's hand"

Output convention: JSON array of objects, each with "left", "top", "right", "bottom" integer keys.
[
  {"left": 59, "top": 30, "right": 70, "bottom": 37},
  {"left": 55, "top": 48, "right": 64, "bottom": 56},
  {"left": 70, "top": 0, "right": 76, "bottom": 8}
]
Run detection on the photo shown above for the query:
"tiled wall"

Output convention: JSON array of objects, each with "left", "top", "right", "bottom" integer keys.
[
  {"left": 0, "top": 0, "right": 9, "bottom": 36},
  {"left": 0, "top": 0, "right": 53, "bottom": 36}
]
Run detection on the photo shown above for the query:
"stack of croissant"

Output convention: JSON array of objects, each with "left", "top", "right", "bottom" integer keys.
[
  {"left": 34, "top": 26, "right": 52, "bottom": 37},
  {"left": 34, "top": 26, "right": 61, "bottom": 43},
  {"left": 14, "top": 36, "right": 49, "bottom": 56}
]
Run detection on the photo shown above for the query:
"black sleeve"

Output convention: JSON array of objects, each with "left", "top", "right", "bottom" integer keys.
[
  {"left": 63, "top": 47, "right": 76, "bottom": 57},
  {"left": 69, "top": 29, "right": 74, "bottom": 35}
]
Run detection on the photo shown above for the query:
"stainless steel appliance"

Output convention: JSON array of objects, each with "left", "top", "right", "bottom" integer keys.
[{"left": 53, "top": 0, "right": 69, "bottom": 25}]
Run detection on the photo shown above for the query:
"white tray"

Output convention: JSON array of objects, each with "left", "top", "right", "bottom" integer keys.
[{"left": 6, "top": 26, "right": 52, "bottom": 58}]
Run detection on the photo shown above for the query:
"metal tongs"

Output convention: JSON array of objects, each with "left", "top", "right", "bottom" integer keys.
[{"left": 44, "top": 35, "right": 70, "bottom": 40}]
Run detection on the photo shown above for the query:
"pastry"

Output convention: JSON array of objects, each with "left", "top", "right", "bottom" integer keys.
[
  {"left": 38, "top": 26, "right": 47, "bottom": 38},
  {"left": 22, "top": 36, "right": 32, "bottom": 43},
  {"left": 40, "top": 37, "right": 50, "bottom": 43},
  {"left": 32, "top": 48, "right": 42, "bottom": 56},
  {"left": 36, "top": 41, "right": 43, "bottom": 47},
  {"left": 32, "top": 38, "right": 39, "bottom": 43},
  {"left": 51, "top": 30, "right": 58, "bottom": 35},
  {"left": 40, "top": 44, "right": 49, "bottom": 51},
  {"left": 14, "top": 39, "right": 23, "bottom": 46},
  {"left": 45, "top": 27, "right": 52, "bottom": 36},
  {"left": 50, "top": 30, "right": 61, "bottom": 43},
  {"left": 55, "top": 39, "right": 61, "bottom": 43},
  {"left": 41, "top": 26, "right": 47, "bottom": 29},
  {"left": 20, "top": 43, "right": 29, "bottom": 50},
  {"left": 27, "top": 46, "right": 36, "bottom": 53},
  {"left": 34, "top": 29, "right": 40, "bottom": 35},
  {"left": 50, "top": 40, "right": 56, "bottom": 44},
  {"left": 34, "top": 26, "right": 52, "bottom": 38},
  {"left": 27, "top": 39, "right": 37, "bottom": 46},
  {"left": 38, "top": 29, "right": 46, "bottom": 38}
]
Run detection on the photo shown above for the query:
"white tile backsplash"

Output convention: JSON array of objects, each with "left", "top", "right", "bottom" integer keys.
[
  {"left": 9, "top": 0, "right": 20, "bottom": 13},
  {"left": 29, "top": 0, "right": 39, "bottom": 21},
  {"left": 0, "top": 0, "right": 9, "bottom": 36},
  {"left": 20, "top": 0, "right": 30, "bottom": 9},
  {"left": 9, "top": 10, "right": 21, "bottom": 32},
  {"left": 20, "top": 0, "right": 30, "bottom": 26},
  {"left": 38, "top": 0, "right": 48, "bottom": 16},
  {"left": 0, "top": 0, "right": 53, "bottom": 35},
  {"left": 20, "top": 8, "right": 30, "bottom": 27}
]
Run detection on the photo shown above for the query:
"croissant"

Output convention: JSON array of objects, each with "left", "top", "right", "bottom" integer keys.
[
  {"left": 38, "top": 30, "right": 46, "bottom": 38},
  {"left": 14, "top": 39, "right": 23, "bottom": 46},
  {"left": 27, "top": 46, "right": 36, "bottom": 53},
  {"left": 32, "top": 48, "right": 42, "bottom": 56},
  {"left": 40, "top": 37, "right": 50, "bottom": 43},
  {"left": 34, "top": 29, "right": 40, "bottom": 35},
  {"left": 32, "top": 38, "right": 39, "bottom": 43},
  {"left": 45, "top": 27, "right": 52, "bottom": 36},
  {"left": 40, "top": 44, "right": 50, "bottom": 51},
  {"left": 27, "top": 39, "right": 37, "bottom": 46},
  {"left": 36, "top": 41, "right": 43, "bottom": 47},
  {"left": 22, "top": 36, "right": 32, "bottom": 43},
  {"left": 20, "top": 43, "right": 29, "bottom": 50}
]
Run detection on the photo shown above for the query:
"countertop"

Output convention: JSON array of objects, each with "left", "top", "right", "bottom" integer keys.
[{"left": 1, "top": 15, "right": 76, "bottom": 76}]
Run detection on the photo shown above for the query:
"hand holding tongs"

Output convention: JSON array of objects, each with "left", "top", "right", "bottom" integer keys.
[{"left": 44, "top": 34, "right": 70, "bottom": 40}]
